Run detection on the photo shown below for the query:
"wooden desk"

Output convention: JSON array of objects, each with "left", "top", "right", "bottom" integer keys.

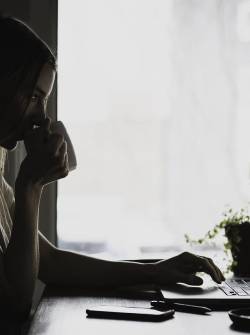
[{"left": 25, "top": 286, "right": 242, "bottom": 335}]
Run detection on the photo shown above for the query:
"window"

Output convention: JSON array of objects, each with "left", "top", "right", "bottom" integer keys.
[{"left": 57, "top": 0, "right": 250, "bottom": 258}]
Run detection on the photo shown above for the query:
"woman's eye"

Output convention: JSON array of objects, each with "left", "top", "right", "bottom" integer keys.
[{"left": 30, "top": 95, "right": 48, "bottom": 105}]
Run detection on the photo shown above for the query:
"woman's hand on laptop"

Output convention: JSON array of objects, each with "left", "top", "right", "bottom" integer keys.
[{"left": 153, "top": 252, "right": 225, "bottom": 286}]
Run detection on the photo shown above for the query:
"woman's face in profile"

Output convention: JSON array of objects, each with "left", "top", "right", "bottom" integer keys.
[{"left": 0, "top": 62, "right": 56, "bottom": 151}]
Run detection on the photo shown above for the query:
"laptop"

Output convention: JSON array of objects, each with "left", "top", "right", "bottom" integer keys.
[{"left": 161, "top": 276, "right": 250, "bottom": 310}]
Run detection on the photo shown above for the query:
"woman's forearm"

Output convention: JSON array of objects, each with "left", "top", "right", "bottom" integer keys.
[
  {"left": 41, "top": 248, "right": 155, "bottom": 289},
  {"left": 4, "top": 174, "right": 42, "bottom": 316}
]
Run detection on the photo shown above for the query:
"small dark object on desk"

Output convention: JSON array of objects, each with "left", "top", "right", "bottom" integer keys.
[{"left": 228, "top": 308, "right": 250, "bottom": 328}]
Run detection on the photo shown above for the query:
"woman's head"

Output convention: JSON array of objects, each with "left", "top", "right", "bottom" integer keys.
[{"left": 0, "top": 14, "right": 57, "bottom": 152}]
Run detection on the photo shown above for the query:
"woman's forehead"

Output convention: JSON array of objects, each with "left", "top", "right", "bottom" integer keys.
[{"left": 35, "top": 63, "right": 56, "bottom": 96}]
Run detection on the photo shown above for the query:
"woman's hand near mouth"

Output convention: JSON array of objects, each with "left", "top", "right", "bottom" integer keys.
[{"left": 18, "top": 118, "right": 69, "bottom": 187}]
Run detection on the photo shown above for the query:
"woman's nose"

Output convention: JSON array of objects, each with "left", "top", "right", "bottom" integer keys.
[{"left": 33, "top": 102, "right": 47, "bottom": 126}]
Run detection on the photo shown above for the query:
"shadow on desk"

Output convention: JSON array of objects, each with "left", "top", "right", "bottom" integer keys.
[{"left": 43, "top": 283, "right": 159, "bottom": 299}]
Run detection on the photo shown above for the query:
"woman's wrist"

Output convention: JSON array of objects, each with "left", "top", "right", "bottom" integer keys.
[
  {"left": 16, "top": 160, "right": 43, "bottom": 190},
  {"left": 107, "top": 261, "right": 158, "bottom": 288},
  {"left": 142, "top": 262, "right": 158, "bottom": 285},
  {"left": 15, "top": 168, "right": 43, "bottom": 195}
]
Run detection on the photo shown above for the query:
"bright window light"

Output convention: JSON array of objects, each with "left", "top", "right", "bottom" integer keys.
[{"left": 57, "top": 1, "right": 250, "bottom": 257}]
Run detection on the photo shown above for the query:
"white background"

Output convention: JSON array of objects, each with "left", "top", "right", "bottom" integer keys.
[{"left": 57, "top": 0, "right": 250, "bottom": 257}]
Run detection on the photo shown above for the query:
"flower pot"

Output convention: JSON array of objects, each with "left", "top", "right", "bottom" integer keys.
[{"left": 225, "top": 222, "right": 250, "bottom": 276}]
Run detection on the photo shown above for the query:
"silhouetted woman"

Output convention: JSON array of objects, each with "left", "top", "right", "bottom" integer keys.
[{"left": 0, "top": 15, "right": 224, "bottom": 321}]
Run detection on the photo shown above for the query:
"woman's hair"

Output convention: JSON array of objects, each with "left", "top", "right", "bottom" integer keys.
[{"left": 0, "top": 14, "right": 57, "bottom": 174}]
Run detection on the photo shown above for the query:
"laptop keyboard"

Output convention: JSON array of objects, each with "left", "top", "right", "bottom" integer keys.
[{"left": 219, "top": 279, "right": 250, "bottom": 296}]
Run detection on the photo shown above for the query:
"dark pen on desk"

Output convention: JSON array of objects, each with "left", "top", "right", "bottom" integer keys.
[
  {"left": 152, "top": 288, "right": 212, "bottom": 315},
  {"left": 151, "top": 300, "right": 212, "bottom": 314}
]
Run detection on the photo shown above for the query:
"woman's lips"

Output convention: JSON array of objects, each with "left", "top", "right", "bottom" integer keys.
[{"left": 18, "top": 123, "right": 41, "bottom": 141}]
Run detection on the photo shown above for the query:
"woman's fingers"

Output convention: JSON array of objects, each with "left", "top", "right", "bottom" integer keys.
[
  {"left": 48, "top": 141, "right": 69, "bottom": 176},
  {"left": 155, "top": 252, "right": 225, "bottom": 287},
  {"left": 40, "top": 117, "right": 51, "bottom": 141},
  {"left": 194, "top": 256, "right": 222, "bottom": 284},
  {"left": 57, "top": 141, "right": 67, "bottom": 164},
  {"left": 43, "top": 159, "right": 69, "bottom": 184},
  {"left": 43, "top": 117, "right": 51, "bottom": 132},
  {"left": 182, "top": 252, "right": 224, "bottom": 284},
  {"left": 178, "top": 273, "right": 203, "bottom": 286},
  {"left": 205, "top": 257, "right": 225, "bottom": 282},
  {"left": 48, "top": 133, "right": 65, "bottom": 156}
]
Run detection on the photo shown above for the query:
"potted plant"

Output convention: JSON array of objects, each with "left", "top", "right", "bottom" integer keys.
[{"left": 185, "top": 207, "right": 250, "bottom": 276}]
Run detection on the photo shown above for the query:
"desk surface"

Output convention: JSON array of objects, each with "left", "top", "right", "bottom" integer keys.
[{"left": 26, "top": 286, "right": 241, "bottom": 335}]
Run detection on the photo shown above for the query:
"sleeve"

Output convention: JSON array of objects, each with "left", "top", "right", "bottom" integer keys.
[{"left": 1, "top": 177, "right": 15, "bottom": 221}]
